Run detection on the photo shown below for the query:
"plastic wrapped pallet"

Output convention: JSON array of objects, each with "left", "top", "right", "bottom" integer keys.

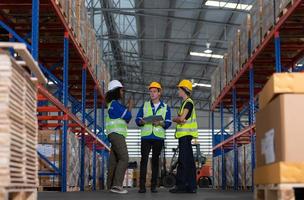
[
  {"left": 251, "top": 0, "right": 262, "bottom": 54},
  {"left": 244, "top": 144, "right": 252, "bottom": 187},
  {"left": 219, "top": 61, "right": 227, "bottom": 92},
  {"left": 240, "top": 14, "right": 252, "bottom": 67},
  {"left": 261, "top": 0, "right": 275, "bottom": 39},
  {"left": 0, "top": 54, "right": 38, "bottom": 188},
  {"left": 69, "top": 0, "right": 78, "bottom": 34},
  {"left": 238, "top": 145, "right": 246, "bottom": 188},
  {"left": 227, "top": 42, "right": 234, "bottom": 84},
  {"left": 213, "top": 156, "right": 220, "bottom": 188},
  {"left": 275, "top": 0, "right": 293, "bottom": 20},
  {"left": 233, "top": 29, "right": 241, "bottom": 76},
  {"left": 123, "top": 169, "right": 134, "bottom": 187},
  {"left": 225, "top": 150, "right": 234, "bottom": 187},
  {"left": 84, "top": 146, "right": 93, "bottom": 190},
  {"left": 77, "top": 0, "right": 88, "bottom": 51},
  {"left": 37, "top": 129, "right": 80, "bottom": 189},
  {"left": 57, "top": 0, "right": 70, "bottom": 20},
  {"left": 211, "top": 71, "right": 217, "bottom": 104}
]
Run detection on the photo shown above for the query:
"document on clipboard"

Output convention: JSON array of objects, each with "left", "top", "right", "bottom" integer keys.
[{"left": 143, "top": 115, "right": 164, "bottom": 123}]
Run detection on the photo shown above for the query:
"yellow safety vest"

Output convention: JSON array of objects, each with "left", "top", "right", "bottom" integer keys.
[
  {"left": 106, "top": 101, "right": 128, "bottom": 137},
  {"left": 175, "top": 98, "right": 198, "bottom": 139},
  {"left": 141, "top": 101, "right": 167, "bottom": 139}
]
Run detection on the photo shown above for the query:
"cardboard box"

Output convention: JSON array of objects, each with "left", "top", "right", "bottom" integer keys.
[
  {"left": 254, "top": 162, "right": 304, "bottom": 184},
  {"left": 259, "top": 73, "right": 304, "bottom": 110},
  {"left": 256, "top": 94, "right": 304, "bottom": 167}
]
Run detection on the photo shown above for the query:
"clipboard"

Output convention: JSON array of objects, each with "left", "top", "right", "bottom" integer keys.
[{"left": 143, "top": 115, "right": 164, "bottom": 123}]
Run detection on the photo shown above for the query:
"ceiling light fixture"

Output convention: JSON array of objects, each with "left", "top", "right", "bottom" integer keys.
[
  {"left": 193, "top": 83, "right": 212, "bottom": 88},
  {"left": 205, "top": 0, "right": 252, "bottom": 11},
  {"left": 204, "top": 42, "right": 213, "bottom": 54},
  {"left": 190, "top": 51, "right": 224, "bottom": 59}
]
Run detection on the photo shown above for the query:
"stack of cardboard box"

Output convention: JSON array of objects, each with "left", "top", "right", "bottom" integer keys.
[{"left": 255, "top": 73, "right": 304, "bottom": 185}]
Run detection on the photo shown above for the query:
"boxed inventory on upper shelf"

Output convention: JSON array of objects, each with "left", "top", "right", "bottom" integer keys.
[
  {"left": 211, "top": 0, "right": 293, "bottom": 106},
  {"left": 56, "top": 0, "right": 110, "bottom": 87}
]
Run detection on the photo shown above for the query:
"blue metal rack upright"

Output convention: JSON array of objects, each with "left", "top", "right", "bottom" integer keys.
[
  {"left": 211, "top": 0, "right": 304, "bottom": 191},
  {"left": 0, "top": 0, "right": 110, "bottom": 192}
]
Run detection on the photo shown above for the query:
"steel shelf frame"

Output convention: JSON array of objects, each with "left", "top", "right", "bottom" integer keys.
[
  {"left": 0, "top": 0, "right": 110, "bottom": 192},
  {"left": 211, "top": 0, "right": 304, "bottom": 191}
]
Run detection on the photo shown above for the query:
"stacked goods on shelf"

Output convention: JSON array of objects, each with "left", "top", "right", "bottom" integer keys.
[
  {"left": 55, "top": 0, "right": 109, "bottom": 85},
  {"left": 227, "top": 42, "right": 234, "bottom": 84},
  {"left": 255, "top": 73, "right": 304, "bottom": 198},
  {"left": 238, "top": 145, "right": 245, "bottom": 188},
  {"left": 37, "top": 129, "right": 81, "bottom": 190},
  {"left": 211, "top": 67, "right": 221, "bottom": 105},
  {"left": 213, "top": 155, "right": 222, "bottom": 188},
  {"left": 240, "top": 14, "right": 252, "bottom": 67},
  {"left": 275, "top": 0, "right": 293, "bottom": 20},
  {"left": 225, "top": 150, "right": 234, "bottom": 187},
  {"left": 220, "top": 60, "right": 227, "bottom": 92},
  {"left": 261, "top": 0, "right": 275, "bottom": 38},
  {"left": 0, "top": 53, "right": 38, "bottom": 196},
  {"left": 69, "top": 0, "right": 78, "bottom": 34},
  {"left": 251, "top": 0, "right": 262, "bottom": 53},
  {"left": 57, "top": 0, "right": 69, "bottom": 20},
  {"left": 84, "top": 147, "right": 93, "bottom": 191},
  {"left": 255, "top": 73, "right": 304, "bottom": 184},
  {"left": 232, "top": 29, "right": 241, "bottom": 76}
]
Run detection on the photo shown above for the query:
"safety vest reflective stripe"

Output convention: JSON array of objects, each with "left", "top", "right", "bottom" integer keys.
[{"left": 106, "top": 101, "right": 128, "bottom": 137}]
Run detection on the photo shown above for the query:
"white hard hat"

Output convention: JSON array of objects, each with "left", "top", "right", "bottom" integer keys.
[{"left": 108, "top": 80, "right": 123, "bottom": 91}]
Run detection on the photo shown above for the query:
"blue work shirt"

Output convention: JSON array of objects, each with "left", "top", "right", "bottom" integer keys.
[
  {"left": 108, "top": 100, "right": 132, "bottom": 123},
  {"left": 136, "top": 100, "right": 172, "bottom": 140}
]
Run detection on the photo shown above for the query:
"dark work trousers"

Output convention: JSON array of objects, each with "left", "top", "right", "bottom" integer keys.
[
  {"left": 107, "top": 133, "right": 129, "bottom": 189},
  {"left": 139, "top": 139, "right": 164, "bottom": 189},
  {"left": 176, "top": 135, "right": 197, "bottom": 191}
]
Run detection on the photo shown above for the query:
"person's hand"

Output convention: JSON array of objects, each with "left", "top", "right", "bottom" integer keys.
[
  {"left": 173, "top": 117, "right": 179, "bottom": 123},
  {"left": 127, "top": 97, "right": 134, "bottom": 111},
  {"left": 140, "top": 119, "right": 146, "bottom": 125},
  {"left": 153, "top": 121, "right": 164, "bottom": 127}
]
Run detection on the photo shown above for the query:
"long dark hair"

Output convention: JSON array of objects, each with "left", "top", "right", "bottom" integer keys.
[{"left": 106, "top": 87, "right": 122, "bottom": 104}]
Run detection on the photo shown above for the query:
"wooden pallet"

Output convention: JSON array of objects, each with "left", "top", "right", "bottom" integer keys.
[
  {"left": 254, "top": 183, "right": 304, "bottom": 200},
  {"left": 0, "top": 187, "right": 37, "bottom": 200},
  {"left": 0, "top": 53, "right": 38, "bottom": 189}
]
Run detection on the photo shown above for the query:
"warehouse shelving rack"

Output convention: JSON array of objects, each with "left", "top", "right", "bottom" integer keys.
[
  {"left": 0, "top": 0, "right": 110, "bottom": 192},
  {"left": 211, "top": 0, "right": 304, "bottom": 191}
]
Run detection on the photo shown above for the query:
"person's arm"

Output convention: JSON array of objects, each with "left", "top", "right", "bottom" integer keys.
[
  {"left": 135, "top": 105, "right": 145, "bottom": 127},
  {"left": 173, "top": 109, "right": 189, "bottom": 124},
  {"left": 163, "top": 105, "right": 172, "bottom": 129},
  {"left": 109, "top": 100, "right": 132, "bottom": 123}
]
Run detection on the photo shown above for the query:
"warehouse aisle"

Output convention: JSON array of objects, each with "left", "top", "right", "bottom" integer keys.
[{"left": 38, "top": 189, "right": 253, "bottom": 200}]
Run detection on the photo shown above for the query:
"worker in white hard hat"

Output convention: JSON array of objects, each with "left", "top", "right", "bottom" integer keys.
[
  {"left": 169, "top": 79, "right": 198, "bottom": 194},
  {"left": 105, "top": 80, "right": 134, "bottom": 194},
  {"left": 136, "top": 82, "right": 172, "bottom": 193}
]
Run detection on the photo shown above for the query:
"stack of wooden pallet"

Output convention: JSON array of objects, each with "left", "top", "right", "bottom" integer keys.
[{"left": 0, "top": 53, "right": 38, "bottom": 200}]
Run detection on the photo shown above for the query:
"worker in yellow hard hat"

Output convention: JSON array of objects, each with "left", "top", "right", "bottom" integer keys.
[
  {"left": 170, "top": 79, "right": 198, "bottom": 193},
  {"left": 136, "top": 81, "right": 172, "bottom": 193}
]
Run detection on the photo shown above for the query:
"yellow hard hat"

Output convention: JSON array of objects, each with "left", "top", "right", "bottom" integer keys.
[
  {"left": 177, "top": 79, "right": 192, "bottom": 91},
  {"left": 149, "top": 82, "right": 162, "bottom": 90}
]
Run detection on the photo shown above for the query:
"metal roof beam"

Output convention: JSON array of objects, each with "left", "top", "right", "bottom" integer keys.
[
  {"left": 91, "top": 10, "right": 241, "bottom": 27},
  {"left": 97, "top": 7, "right": 250, "bottom": 14}
]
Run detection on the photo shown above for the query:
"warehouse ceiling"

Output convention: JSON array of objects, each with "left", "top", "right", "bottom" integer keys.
[{"left": 86, "top": 0, "right": 254, "bottom": 111}]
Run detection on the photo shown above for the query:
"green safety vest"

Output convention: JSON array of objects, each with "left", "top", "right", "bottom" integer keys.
[
  {"left": 106, "top": 101, "right": 128, "bottom": 137},
  {"left": 141, "top": 101, "right": 167, "bottom": 139},
  {"left": 175, "top": 98, "right": 198, "bottom": 139}
]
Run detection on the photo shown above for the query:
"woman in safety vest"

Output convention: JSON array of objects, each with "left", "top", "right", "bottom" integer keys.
[
  {"left": 170, "top": 79, "right": 198, "bottom": 193},
  {"left": 106, "top": 80, "right": 134, "bottom": 194}
]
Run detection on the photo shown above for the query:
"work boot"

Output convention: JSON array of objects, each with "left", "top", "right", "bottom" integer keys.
[
  {"left": 138, "top": 186, "right": 146, "bottom": 193},
  {"left": 151, "top": 186, "right": 158, "bottom": 193}
]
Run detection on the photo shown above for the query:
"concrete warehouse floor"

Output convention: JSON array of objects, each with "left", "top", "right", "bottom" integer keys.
[{"left": 38, "top": 188, "right": 253, "bottom": 200}]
